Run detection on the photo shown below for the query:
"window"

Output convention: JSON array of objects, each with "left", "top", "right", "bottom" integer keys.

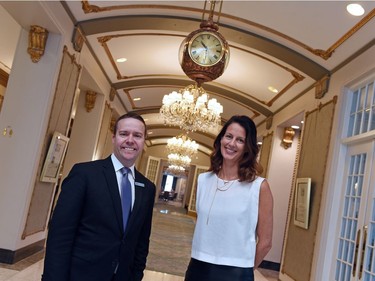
[{"left": 347, "top": 79, "right": 375, "bottom": 137}]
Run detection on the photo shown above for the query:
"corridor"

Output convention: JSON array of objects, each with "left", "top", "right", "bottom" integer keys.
[{"left": 0, "top": 202, "right": 278, "bottom": 281}]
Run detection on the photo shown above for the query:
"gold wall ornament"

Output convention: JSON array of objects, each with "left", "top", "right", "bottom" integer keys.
[
  {"left": 27, "top": 25, "right": 49, "bottom": 63},
  {"left": 315, "top": 75, "right": 330, "bottom": 99},
  {"left": 85, "top": 90, "right": 97, "bottom": 112},
  {"left": 281, "top": 127, "right": 295, "bottom": 149}
]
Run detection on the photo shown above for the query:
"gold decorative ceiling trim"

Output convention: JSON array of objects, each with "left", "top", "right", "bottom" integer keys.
[
  {"left": 98, "top": 33, "right": 183, "bottom": 80},
  {"left": 226, "top": 8, "right": 375, "bottom": 61},
  {"left": 82, "top": 1, "right": 203, "bottom": 15},
  {"left": 80, "top": 16, "right": 327, "bottom": 80},
  {"left": 100, "top": 32, "right": 304, "bottom": 107},
  {"left": 146, "top": 125, "right": 215, "bottom": 139},
  {"left": 123, "top": 85, "right": 257, "bottom": 115},
  {"left": 147, "top": 133, "right": 210, "bottom": 146},
  {"left": 83, "top": 1, "right": 374, "bottom": 60},
  {"left": 123, "top": 81, "right": 260, "bottom": 116},
  {"left": 266, "top": 72, "right": 305, "bottom": 107},
  {"left": 147, "top": 141, "right": 212, "bottom": 157},
  {"left": 234, "top": 45, "right": 305, "bottom": 106},
  {"left": 323, "top": 9, "right": 375, "bottom": 60},
  {"left": 113, "top": 77, "right": 272, "bottom": 117}
]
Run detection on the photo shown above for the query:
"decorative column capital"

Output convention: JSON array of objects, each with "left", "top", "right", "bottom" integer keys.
[
  {"left": 27, "top": 25, "right": 49, "bottom": 63},
  {"left": 72, "top": 26, "right": 85, "bottom": 52},
  {"left": 109, "top": 87, "right": 116, "bottom": 102},
  {"left": 315, "top": 75, "right": 330, "bottom": 99},
  {"left": 266, "top": 116, "right": 273, "bottom": 130},
  {"left": 85, "top": 90, "right": 97, "bottom": 112}
]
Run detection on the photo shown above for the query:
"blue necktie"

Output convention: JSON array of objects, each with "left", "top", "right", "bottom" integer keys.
[{"left": 121, "top": 167, "right": 132, "bottom": 230}]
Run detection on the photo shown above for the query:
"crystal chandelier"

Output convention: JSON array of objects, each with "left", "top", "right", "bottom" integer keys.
[
  {"left": 166, "top": 135, "right": 199, "bottom": 168},
  {"left": 167, "top": 135, "right": 199, "bottom": 159},
  {"left": 168, "top": 153, "right": 192, "bottom": 168},
  {"left": 160, "top": 84, "right": 223, "bottom": 133},
  {"left": 166, "top": 165, "right": 186, "bottom": 176}
]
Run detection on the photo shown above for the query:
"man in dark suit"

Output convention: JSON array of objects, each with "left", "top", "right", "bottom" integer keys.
[{"left": 42, "top": 112, "right": 156, "bottom": 281}]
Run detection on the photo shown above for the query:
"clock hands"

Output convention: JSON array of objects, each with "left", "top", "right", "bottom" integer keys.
[{"left": 201, "top": 41, "right": 208, "bottom": 50}]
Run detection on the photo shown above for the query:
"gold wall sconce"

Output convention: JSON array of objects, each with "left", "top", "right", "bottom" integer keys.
[
  {"left": 85, "top": 90, "right": 97, "bottom": 112},
  {"left": 281, "top": 127, "right": 295, "bottom": 149},
  {"left": 27, "top": 25, "right": 49, "bottom": 63}
]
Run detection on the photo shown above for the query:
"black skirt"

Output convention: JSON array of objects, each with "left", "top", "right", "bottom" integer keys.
[{"left": 184, "top": 258, "right": 254, "bottom": 281}]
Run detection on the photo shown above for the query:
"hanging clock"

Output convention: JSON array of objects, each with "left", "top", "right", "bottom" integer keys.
[{"left": 179, "top": 20, "right": 230, "bottom": 86}]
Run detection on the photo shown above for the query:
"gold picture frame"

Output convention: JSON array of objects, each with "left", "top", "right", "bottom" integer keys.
[
  {"left": 40, "top": 131, "right": 69, "bottom": 183},
  {"left": 294, "top": 177, "right": 311, "bottom": 229}
]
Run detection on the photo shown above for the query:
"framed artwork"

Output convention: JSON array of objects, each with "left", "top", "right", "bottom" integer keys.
[
  {"left": 294, "top": 177, "right": 311, "bottom": 229},
  {"left": 40, "top": 131, "right": 69, "bottom": 183}
]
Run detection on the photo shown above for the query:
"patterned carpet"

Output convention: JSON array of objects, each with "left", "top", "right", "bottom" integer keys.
[{"left": 146, "top": 202, "right": 195, "bottom": 277}]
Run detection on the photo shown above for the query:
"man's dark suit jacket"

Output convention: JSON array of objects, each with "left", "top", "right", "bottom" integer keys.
[{"left": 42, "top": 156, "right": 156, "bottom": 281}]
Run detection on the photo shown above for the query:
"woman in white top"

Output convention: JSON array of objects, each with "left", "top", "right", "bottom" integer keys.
[{"left": 184, "top": 115, "right": 273, "bottom": 281}]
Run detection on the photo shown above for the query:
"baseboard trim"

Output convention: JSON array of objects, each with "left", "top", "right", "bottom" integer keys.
[
  {"left": 0, "top": 239, "right": 45, "bottom": 264},
  {"left": 259, "top": 260, "right": 280, "bottom": 271}
]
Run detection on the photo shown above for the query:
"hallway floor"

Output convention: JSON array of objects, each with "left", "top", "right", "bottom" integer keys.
[{"left": 0, "top": 201, "right": 279, "bottom": 281}]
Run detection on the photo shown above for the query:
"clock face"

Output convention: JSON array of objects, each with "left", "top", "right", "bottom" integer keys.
[{"left": 188, "top": 32, "right": 225, "bottom": 66}]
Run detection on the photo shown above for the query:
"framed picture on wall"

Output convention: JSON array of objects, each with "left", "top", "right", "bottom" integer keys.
[
  {"left": 40, "top": 131, "right": 69, "bottom": 183},
  {"left": 294, "top": 177, "right": 311, "bottom": 229}
]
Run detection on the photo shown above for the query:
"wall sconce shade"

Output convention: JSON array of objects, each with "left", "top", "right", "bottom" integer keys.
[{"left": 281, "top": 127, "right": 295, "bottom": 149}]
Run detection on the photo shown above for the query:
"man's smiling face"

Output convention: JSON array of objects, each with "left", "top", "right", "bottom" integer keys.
[{"left": 112, "top": 117, "right": 145, "bottom": 167}]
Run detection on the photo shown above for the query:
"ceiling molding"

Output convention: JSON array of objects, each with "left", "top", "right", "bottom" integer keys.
[
  {"left": 113, "top": 77, "right": 273, "bottom": 117},
  {"left": 78, "top": 15, "right": 329, "bottom": 80}
]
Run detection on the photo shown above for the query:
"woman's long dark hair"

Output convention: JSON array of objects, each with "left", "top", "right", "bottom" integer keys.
[{"left": 209, "top": 115, "right": 262, "bottom": 182}]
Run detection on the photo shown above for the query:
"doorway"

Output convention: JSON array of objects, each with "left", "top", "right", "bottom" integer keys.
[{"left": 159, "top": 173, "right": 187, "bottom": 208}]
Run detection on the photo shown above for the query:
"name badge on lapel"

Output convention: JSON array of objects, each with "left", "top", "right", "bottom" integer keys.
[{"left": 135, "top": 181, "right": 145, "bottom": 187}]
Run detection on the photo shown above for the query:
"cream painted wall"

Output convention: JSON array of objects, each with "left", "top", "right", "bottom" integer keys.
[
  {"left": 266, "top": 126, "right": 300, "bottom": 263},
  {"left": 0, "top": 30, "right": 64, "bottom": 250},
  {"left": 0, "top": 5, "right": 21, "bottom": 70},
  {"left": 61, "top": 90, "right": 106, "bottom": 181},
  {"left": 0, "top": 2, "right": 83, "bottom": 252}
]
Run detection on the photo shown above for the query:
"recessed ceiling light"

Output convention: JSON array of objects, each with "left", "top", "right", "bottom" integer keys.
[
  {"left": 133, "top": 97, "right": 141, "bottom": 101},
  {"left": 257, "top": 141, "right": 263, "bottom": 145},
  {"left": 301, "top": 120, "right": 304, "bottom": 124},
  {"left": 268, "top": 86, "right": 279, "bottom": 93},
  {"left": 116, "top": 58, "right": 127, "bottom": 63},
  {"left": 148, "top": 131, "right": 153, "bottom": 135},
  {"left": 291, "top": 125, "right": 300, "bottom": 129},
  {"left": 347, "top": 3, "right": 365, "bottom": 16}
]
